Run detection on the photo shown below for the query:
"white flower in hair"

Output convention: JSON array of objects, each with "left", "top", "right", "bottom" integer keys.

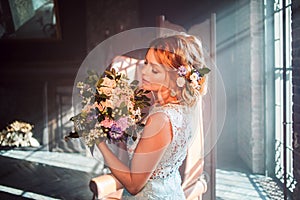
[
  {"left": 190, "top": 80, "right": 198, "bottom": 89},
  {"left": 176, "top": 77, "right": 185, "bottom": 87},
  {"left": 190, "top": 73, "right": 199, "bottom": 82}
]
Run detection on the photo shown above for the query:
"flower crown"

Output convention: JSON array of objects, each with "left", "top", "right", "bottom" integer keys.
[{"left": 176, "top": 65, "right": 210, "bottom": 92}]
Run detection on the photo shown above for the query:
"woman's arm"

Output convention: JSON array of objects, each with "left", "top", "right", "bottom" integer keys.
[{"left": 97, "top": 112, "right": 172, "bottom": 195}]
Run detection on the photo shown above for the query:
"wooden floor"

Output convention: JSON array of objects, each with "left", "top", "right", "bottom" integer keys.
[
  {"left": 0, "top": 148, "right": 103, "bottom": 200},
  {"left": 0, "top": 148, "right": 287, "bottom": 200}
]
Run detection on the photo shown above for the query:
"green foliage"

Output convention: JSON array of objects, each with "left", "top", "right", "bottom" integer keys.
[{"left": 198, "top": 67, "right": 211, "bottom": 76}]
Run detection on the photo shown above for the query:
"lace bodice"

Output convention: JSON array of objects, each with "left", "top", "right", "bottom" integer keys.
[
  {"left": 126, "top": 103, "right": 192, "bottom": 179},
  {"left": 123, "top": 103, "right": 192, "bottom": 199}
]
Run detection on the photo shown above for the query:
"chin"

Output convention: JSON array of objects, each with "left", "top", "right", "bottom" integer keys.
[{"left": 142, "top": 85, "right": 151, "bottom": 91}]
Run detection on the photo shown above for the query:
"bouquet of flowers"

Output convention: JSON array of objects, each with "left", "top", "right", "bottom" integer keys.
[
  {"left": 0, "top": 121, "right": 40, "bottom": 147},
  {"left": 65, "top": 68, "right": 151, "bottom": 147}
]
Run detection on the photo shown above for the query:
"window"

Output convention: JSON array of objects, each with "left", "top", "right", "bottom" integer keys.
[
  {"left": 0, "top": 0, "right": 61, "bottom": 39},
  {"left": 273, "top": 0, "right": 295, "bottom": 193}
]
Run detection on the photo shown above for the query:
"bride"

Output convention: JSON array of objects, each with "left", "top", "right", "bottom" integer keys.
[{"left": 96, "top": 33, "right": 209, "bottom": 199}]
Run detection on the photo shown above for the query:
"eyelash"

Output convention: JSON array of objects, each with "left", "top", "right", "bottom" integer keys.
[
  {"left": 145, "top": 60, "right": 158, "bottom": 74},
  {"left": 152, "top": 69, "right": 158, "bottom": 74}
]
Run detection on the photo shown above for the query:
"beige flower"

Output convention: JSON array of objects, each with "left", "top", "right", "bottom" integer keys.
[
  {"left": 176, "top": 77, "right": 185, "bottom": 87},
  {"left": 127, "top": 101, "right": 134, "bottom": 112},
  {"left": 101, "top": 77, "right": 117, "bottom": 88},
  {"left": 101, "top": 99, "right": 114, "bottom": 109},
  {"left": 8, "top": 121, "right": 33, "bottom": 133},
  {"left": 98, "top": 87, "right": 113, "bottom": 96}
]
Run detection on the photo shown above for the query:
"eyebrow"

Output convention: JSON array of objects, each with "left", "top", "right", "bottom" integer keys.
[
  {"left": 145, "top": 54, "right": 165, "bottom": 70},
  {"left": 146, "top": 59, "right": 163, "bottom": 69},
  {"left": 151, "top": 62, "right": 161, "bottom": 68}
]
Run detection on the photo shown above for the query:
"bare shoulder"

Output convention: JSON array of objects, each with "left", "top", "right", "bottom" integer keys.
[
  {"left": 142, "top": 112, "right": 172, "bottom": 140},
  {"left": 135, "top": 112, "right": 172, "bottom": 153},
  {"left": 146, "top": 111, "right": 170, "bottom": 125}
]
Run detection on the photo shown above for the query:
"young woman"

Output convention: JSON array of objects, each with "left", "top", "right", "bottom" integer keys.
[{"left": 97, "top": 33, "right": 209, "bottom": 199}]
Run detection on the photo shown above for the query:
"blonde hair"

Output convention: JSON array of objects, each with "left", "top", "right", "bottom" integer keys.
[{"left": 148, "top": 33, "right": 208, "bottom": 106}]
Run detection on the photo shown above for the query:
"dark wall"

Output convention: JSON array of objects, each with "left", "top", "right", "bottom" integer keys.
[
  {"left": 0, "top": 0, "right": 87, "bottom": 144},
  {"left": 139, "top": 0, "right": 225, "bottom": 29},
  {"left": 0, "top": 0, "right": 86, "bottom": 62},
  {"left": 86, "top": 0, "right": 140, "bottom": 51}
]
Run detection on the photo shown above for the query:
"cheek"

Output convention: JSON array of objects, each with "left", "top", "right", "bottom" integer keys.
[
  {"left": 142, "top": 78, "right": 163, "bottom": 91},
  {"left": 151, "top": 74, "right": 166, "bottom": 85}
]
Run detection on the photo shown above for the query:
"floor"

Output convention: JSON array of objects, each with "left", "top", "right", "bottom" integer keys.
[
  {"left": 216, "top": 156, "right": 286, "bottom": 200},
  {"left": 0, "top": 147, "right": 286, "bottom": 200},
  {"left": 0, "top": 147, "right": 103, "bottom": 200},
  {"left": 216, "top": 169, "right": 285, "bottom": 200}
]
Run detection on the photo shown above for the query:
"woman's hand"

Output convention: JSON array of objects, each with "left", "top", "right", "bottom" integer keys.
[
  {"left": 97, "top": 112, "right": 172, "bottom": 195},
  {"left": 97, "top": 140, "right": 106, "bottom": 149}
]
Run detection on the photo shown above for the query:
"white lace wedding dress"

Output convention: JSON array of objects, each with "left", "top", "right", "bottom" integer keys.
[{"left": 122, "top": 103, "right": 192, "bottom": 200}]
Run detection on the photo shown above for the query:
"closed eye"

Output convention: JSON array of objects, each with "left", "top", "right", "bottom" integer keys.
[{"left": 152, "top": 69, "right": 158, "bottom": 74}]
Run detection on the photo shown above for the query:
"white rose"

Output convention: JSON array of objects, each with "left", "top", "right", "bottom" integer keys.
[
  {"left": 190, "top": 73, "right": 199, "bottom": 82},
  {"left": 176, "top": 77, "right": 185, "bottom": 87}
]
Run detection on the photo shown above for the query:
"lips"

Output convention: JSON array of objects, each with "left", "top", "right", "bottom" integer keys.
[{"left": 142, "top": 78, "right": 150, "bottom": 84}]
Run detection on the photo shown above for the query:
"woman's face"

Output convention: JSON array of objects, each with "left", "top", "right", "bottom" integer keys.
[{"left": 141, "top": 48, "right": 169, "bottom": 91}]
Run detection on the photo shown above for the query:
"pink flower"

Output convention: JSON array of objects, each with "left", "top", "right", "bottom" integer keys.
[
  {"left": 100, "top": 117, "right": 114, "bottom": 128},
  {"left": 116, "top": 117, "right": 129, "bottom": 131}
]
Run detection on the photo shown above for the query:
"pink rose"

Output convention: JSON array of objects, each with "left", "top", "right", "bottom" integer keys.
[{"left": 100, "top": 117, "right": 114, "bottom": 128}]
